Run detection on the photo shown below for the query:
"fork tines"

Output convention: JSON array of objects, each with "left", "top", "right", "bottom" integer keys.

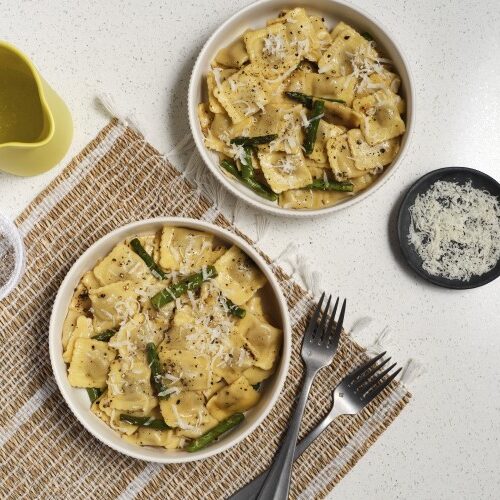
[
  {"left": 348, "top": 352, "right": 402, "bottom": 403},
  {"left": 304, "top": 292, "right": 346, "bottom": 350}
]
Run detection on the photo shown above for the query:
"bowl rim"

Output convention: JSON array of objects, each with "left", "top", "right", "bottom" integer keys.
[
  {"left": 188, "top": 0, "right": 415, "bottom": 217},
  {"left": 48, "top": 217, "right": 291, "bottom": 463}
]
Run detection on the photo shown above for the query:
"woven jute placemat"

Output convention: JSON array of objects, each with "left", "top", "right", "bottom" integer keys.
[{"left": 0, "top": 119, "right": 410, "bottom": 499}]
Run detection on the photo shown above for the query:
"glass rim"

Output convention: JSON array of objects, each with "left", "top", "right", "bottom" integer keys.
[{"left": 0, "top": 214, "right": 26, "bottom": 300}]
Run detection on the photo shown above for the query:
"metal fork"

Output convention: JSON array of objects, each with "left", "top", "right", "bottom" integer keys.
[
  {"left": 230, "top": 352, "right": 402, "bottom": 500},
  {"left": 256, "top": 293, "right": 346, "bottom": 500}
]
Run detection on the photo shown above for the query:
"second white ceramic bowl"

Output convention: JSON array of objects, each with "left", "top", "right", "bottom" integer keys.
[
  {"left": 188, "top": 0, "right": 414, "bottom": 217},
  {"left": 49, "top": 217, "right": 291, "bottom": 463}
]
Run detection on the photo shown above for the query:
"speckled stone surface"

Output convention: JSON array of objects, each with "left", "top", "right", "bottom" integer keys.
[{"left": 1, "top": 1, "right": 499, "bottom": 498}]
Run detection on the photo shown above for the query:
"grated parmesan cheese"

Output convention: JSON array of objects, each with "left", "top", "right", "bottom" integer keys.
[
  {"left": 219, "top": 131, "right": 231, "bottom": 146},
  {"left": 158, "top": 386, "right": 181, "bottom": 397},
  {"left": 263, "top": 64, "right": 297, "bottom": 85},
  {"left": 284, "top": 136, "right": 297, "bottom": 153},
  {"left": 290, "top": 37, "right": 310, "bottom": 57},
  {"left": 228, "top": 78, "right": 238, "bottom": 92},
  {"left": 299, "top": 109, "right": 324, "bottom": 128},
  {"left": 171, "top": 405, "right": 197, "bottom": 431},
  {"left": 233, "top": 99, "right": 257, "bottom": 116},
  {"left": 275, "top": 158, "right": 297, "bottom": 175},
  {"left": 346, "top": 43, "right": 389, "bottom": 92},
  {"left": 212, "top": 68, "right": 223, "bottom": 89},
  {"left": 263, "top": 33, "right": 286, "bottom": 59},
  {"left": 299, "top": 109, "right": 310, "bottom": 128},
  {"left": 408, "top": 180, "right": 500, "bottom": 281},
  {"left": 113, "top": 297, "right": 138, "bottom": 327},
  {"left": 168, "top": 279, "right": 245, "bottom": 371}
]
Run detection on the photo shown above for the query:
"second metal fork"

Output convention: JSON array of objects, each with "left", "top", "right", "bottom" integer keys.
[
  {"left": 230, "top": 351, "right": 402, "bottom": 500},
  {"left": 256, "top": 293, "right": 346, "bottom": 500}
]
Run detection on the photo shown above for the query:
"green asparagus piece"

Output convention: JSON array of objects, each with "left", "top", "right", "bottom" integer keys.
[
  {"left": 150, "top": 266, "right": 217, "bottom": 309},
  {"left": 185, "top": 413, "right": 245, "bottom": 452},
  {"left": 230, "top": 135, "right": 277, "bottom": 146},
  {"left": 86, "top": 388, "right": 103, "bottom": 404},
  {"left": 304, "top": 100, "right": 325, "bottom": 155},
  {"left": 220, "top": 160, "right": 278, "bottom": 202},
  {"left": 361, "top": 32, "right": 374, "bottom": 41},
  {"left": 306, "top": 179, "right": 354, "bottom": 192},
  {"left": 242, "top": 177, "right": 278, "bottom": 201},
  {"left": 146, "top": 342, "right": 170, "bottom": 399},
  {"left": 224, "top": 297, "right": 246, "bottom": 318},
  {"left": 285, "top": 91, "right": 313, "bottom": 108},
  {"left": 252, "top": 383, "right": 261, "bottom": 391},
  {"left": 240, "top": 145, "right": 254, "bottom": 180},
  {"left": 92, "top": 330, "right": 116, "bottom": 342},
  {"left": 130, "top": 238, "right": 166, "bottom": 280},
  {"left": 285, "top": 91, "right": 345, "bottom": 109},
  {"left": 220, "top": 158, "right": 240, "bottom": 177},
  {"left": 119, "top": 414, "right": 170, "bottom": 430}
]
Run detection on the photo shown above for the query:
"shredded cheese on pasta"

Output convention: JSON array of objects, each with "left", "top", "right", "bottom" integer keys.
[{"left": 263, "top": 33, "right": 286, "bottom": 59}]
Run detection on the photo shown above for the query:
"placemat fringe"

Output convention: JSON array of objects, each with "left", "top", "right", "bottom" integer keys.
[
  {"left": 400, "top": 358, "right": 426, "bottom": 386},
  {"left": 366, "top": 325, "right": 394, "bottom": 355},
  {"left": 232, "top": 198, "right": 245, "bottom": 225},
  {"left": 96, "top": 93, "right": 141, "bottom": 132},
  {"left": 254, "top": 213, "right": 271, "bottom": 244}
]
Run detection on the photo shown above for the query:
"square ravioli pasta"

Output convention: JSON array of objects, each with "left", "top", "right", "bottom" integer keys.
[
  {"left": 198, "top": 8, "right": 406, "bottom": 210},
  {"left": 61, "top": 225, "right": 282, "bottom": 452}
]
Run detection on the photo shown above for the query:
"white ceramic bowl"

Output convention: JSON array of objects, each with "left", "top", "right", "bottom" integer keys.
[
  {"left": 188, "top": 0, "right": 414, "bottom": 217},
  {"left": 49, "top": 217, "right": 291, "bottom": 463}
]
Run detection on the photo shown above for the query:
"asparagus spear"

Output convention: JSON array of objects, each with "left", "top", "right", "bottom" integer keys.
[
  {"left": 185, "top": 413, "right": 245, "bottom": 452},
  {"left": 304, "top": 100, "right": 325, "bottom": 155},
  {"left": 236, "top": 175, "right": 278, "bottom": 202},
  {"left": 150, "top": 265, "right": 217, "bottom": 309},
  {"left": 86, "top": 388, "right": 103, "bottom": 404},
  {"left": 223, "top": 297, "right": 246, "bottom": 318},
  {"left": 119, "top": 414, "right": 170, "bottom": 430},
  {"left": 130, "top": 238, "right": 166, "bottom": 280},
  {"left": 285, "top": 91, "right": 313, "bottom": 108},
  {"left": 92, "top": 329, "right": 116, "bottom": 342},
  {"left": 285, "top": 91, "right": 345, "bottom": 109},
  {"left": 220, "top": 160, "right": 278, "bottom": 202},
  {"left": 362, "top": 32, "right": 374, "bottom": 41},
  {"left": 146, "top": 343, "right": 170, "bottom": 399},
  {"left": 240, "top": 146, "right": 254, "bottom": 180},
  {"left": 306, "top": 179, "right": 354, "bottom": 192},
  {"left": 220, "top": 158, "right": 241, "bottom": 178},
  {"left": 230, "top": 135, "right": 277, "bottom": 146}
]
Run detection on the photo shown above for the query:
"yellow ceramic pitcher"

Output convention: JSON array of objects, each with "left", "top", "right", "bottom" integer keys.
[{"left": 0, "top": 41, "right": 73, "bottom": 176}]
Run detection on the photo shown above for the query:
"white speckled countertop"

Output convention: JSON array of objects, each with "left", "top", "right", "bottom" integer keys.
[{"left": 1, "top": 1, "right": 499, "bottom": 498}]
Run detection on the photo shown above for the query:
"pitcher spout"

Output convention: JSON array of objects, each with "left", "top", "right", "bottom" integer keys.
[
  {"left": 0, "top": 41, "right": 72, "bottom": 176},
  {"left": 0, "top": 41, "right": 54, "bottom": 148}
]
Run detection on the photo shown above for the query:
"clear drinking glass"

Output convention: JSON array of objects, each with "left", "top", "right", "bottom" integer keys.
[{"left": 0, "top": 213, "right": 25, "bottom": 300}]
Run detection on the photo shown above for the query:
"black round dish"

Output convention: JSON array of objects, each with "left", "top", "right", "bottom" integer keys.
[{"left": 397, "top": 167, "right": 500, "bottom": 289}]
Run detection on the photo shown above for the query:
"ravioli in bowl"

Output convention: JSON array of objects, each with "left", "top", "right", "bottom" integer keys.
[
  {"left": 51, "top": 219, "right": 290, "bottom": 461},
  {"left": 192, "top": 3, "right": 412, "bottom": 214}
]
